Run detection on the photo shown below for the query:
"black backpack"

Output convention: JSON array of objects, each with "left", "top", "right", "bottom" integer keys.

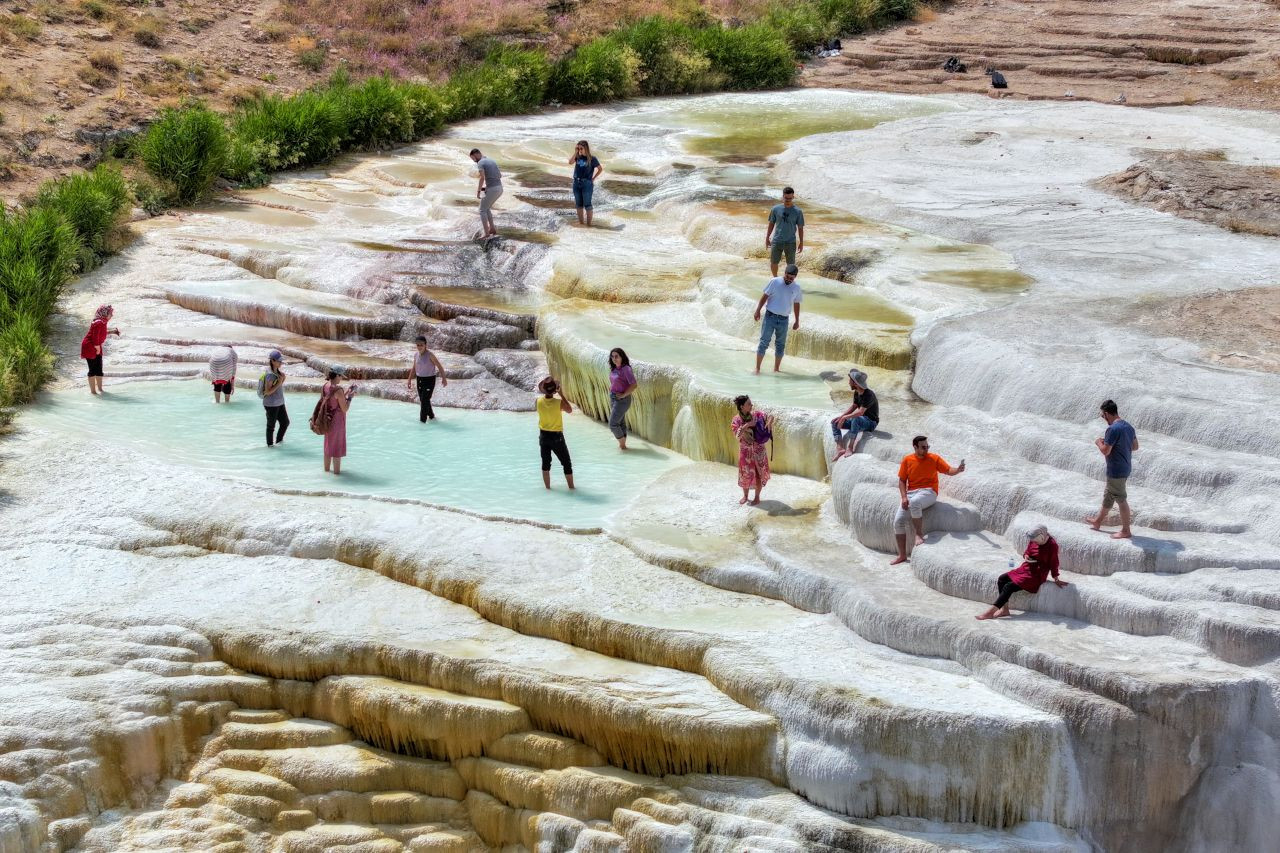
[{"left": 990, "top": 70, "right": 1008, "bottom": 89}]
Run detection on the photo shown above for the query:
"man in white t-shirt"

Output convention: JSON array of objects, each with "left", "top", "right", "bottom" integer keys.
[{"left": 752, "top": 264, "right": 802, "bottom": 374}]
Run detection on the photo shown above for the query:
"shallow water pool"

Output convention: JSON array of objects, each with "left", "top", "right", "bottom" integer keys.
[{"left": 25, "top": 381, "right": 688, "bottom": 528}]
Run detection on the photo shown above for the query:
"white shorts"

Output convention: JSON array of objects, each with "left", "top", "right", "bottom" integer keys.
[{"left": 893, "top": 488, "right": 938, "bottom": 533}]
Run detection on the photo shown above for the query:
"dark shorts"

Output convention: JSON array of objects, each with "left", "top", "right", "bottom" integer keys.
[
  {"left": 86, "top": 356, "right": 103, "bottom": 377},
  {"left": 769, "top": 241, "right": 796, "bottom": 265},
  {"left": 213, "top": 380, "right": 234, "bottom": 395},
  {"left": 539, "top": 429, "right": 572, "bottom": 474}
]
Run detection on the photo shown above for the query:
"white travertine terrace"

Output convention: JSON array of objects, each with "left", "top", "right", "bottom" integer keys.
[{"left": 2, "top": 91, "right": 1278, "bottom": 851}]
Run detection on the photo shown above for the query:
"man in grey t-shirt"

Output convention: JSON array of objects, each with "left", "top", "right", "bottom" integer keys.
[
  {"left": 469, "top": 148, "right": 502, "bottom": 239},
  {"left": 765, "top": 186, "right": 805, "bottom": 276}
]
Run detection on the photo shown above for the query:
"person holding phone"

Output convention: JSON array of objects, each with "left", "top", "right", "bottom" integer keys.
[
  {"left": 321, "top": 369, "right": 355, "bottom": 475},
  {"left": 80, "top": 304, "right": 120, "bottom": 395},
  {"left": 977, "top": 525, "right": 1067, "bottom": 620},
  {"left": 890, "top": 435, "right": 965, "bottom": 565},
  {"left": 469, "top": 148, "right": 502, "bottom": 240},
  {"left": 536, "top": 377, "right": 574, "bottom": 490}
]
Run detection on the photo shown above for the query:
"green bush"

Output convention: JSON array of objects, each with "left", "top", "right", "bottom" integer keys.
[
  {"left": 331, "top": 75, "right": 415, "bottom": 148},
  {"left": 400, "top": 82, "right": 447, "bottom": 137},
  {"left": 0, "top": 311, "right": 53, "bottom": 407},
  {"left": 766, "top": 2, "right": 835, "bottom": 50},
  {"left": 130, "top": 177, "right": 172, "bottom": 215},
  {"left": 615, "top": 17, "right": 722, "bottom": 95},
  {"left": 693, "top": 23, "right": 796, "bottom": 90},
  {"left": 0, "top": 206, "right": 79, "bottom": 314},
  {"left": 33, "top": 165, "right": 129, "bottom": 266},
  {"left": 297, "top": 47, "right": 327, "bottom": 71},
  {"left": 231, "top": 90, "right": 343, "bottom": 171},
  {"left": 137, "top": 103, "right": 229, "bottom": 203},
  {"left": 443, "top": 47, "right": 551, "bottom": 121},
  {"left": 548, "top": 37, "right": 640, "bottom": 104}
]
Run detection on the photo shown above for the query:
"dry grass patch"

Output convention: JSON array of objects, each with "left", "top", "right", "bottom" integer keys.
[
  {"left": 88, "top": 47, "right": 121, "bottom": 72},
  {"left": 2, "top": 13, "right": 43, "bottom": 41},
  {"left": 913, "top": 4, "right": 938, "bottom": 23},
  {"left": 132, "top": 12, "right": 164, "bottom": 47}
]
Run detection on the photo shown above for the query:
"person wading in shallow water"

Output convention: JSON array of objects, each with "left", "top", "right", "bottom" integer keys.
[
  {"left": 209, "top": 346, "right": 237, "bottom": 403},
  {"left": 568, "top": 140, "right": 603, "bottom": 227},
  {"left": 753, "top": 264, "right": 802, "bottom": 374},
  {"left": 976, "top": 524, "right": 1068, "bottom": 620},
  {"left": 890, "top": 435, "right": 965, "bottom": 565},
  {"left": 261, "top": 350, "right": 288, "bottom": 447},
  {"left": 731, "top": 395, "right": 773, "bottom": 506},
  {"left": 80, "top": 304, "right": 120, "bottom": 395},
  {"left": 469, "top": 148, "right": 503, "bottom": 240},
  {"left": 319, "top": 369, "right": 355, "bottom": 475},
  {"left": 607, "top": 347, "right": 637, "bottom": 451},
  {"left": 537, "top": 377, "right": 575, "bottom": 490},
  {"left": 406, "top": 336, "right": 447, "bottom": 423},
  {"left": 1087, "top": 399, "right": 1139, "bottom": 540}
]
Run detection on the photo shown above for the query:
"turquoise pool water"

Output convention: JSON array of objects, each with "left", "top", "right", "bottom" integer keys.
[{"left": 26, "top": 381, "right": 688, "bottom": 528}]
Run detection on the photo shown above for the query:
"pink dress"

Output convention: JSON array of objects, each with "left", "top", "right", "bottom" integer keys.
[
  {"left": 322, "top": 384, "right": 347, "bottom": 458},
  {"left": 731, "top": 414, "right": 770, "bottom": 490}
]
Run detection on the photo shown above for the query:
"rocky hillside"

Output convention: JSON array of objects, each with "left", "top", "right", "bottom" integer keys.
[{"left": 804, "top": 0, "right": 1280, "bottom": 108}]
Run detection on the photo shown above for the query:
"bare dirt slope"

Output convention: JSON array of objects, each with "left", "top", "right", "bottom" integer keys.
[
  {"left": 0, "top": 0, "right": 331, "bottom": 202},
  {"left": 804, "top": 0, "right": 1280, "bottom": 109}
]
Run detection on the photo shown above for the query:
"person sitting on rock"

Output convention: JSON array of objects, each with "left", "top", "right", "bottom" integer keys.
[
  {"left": 977, "top": 524, "right": 1067, "bottom": 620},
  {"left": 891, "top": 435, "right": 965, "bottom": 565},
  {"left": 831, "top": 368, "right": 879, "bottom": 460}
]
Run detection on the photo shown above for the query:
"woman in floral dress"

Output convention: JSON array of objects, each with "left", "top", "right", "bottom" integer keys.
[{"left": 731, "top": 394, "right": 772, "bottom": 505}]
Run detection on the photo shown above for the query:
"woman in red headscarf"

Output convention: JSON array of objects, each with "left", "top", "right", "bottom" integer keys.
[{"left": 79, "top": 305, "right": 119, "bottom": 395}]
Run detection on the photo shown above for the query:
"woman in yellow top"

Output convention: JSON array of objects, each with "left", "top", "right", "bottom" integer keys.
[{"left": 536, "top": 376, "right": 574, "bottom": 490}]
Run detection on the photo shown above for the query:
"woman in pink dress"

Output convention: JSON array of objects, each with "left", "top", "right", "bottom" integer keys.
[
  {"left": 731, "top": 394, "right": 773, "bottom": 506},
  {"left": 321, "top": 369, "right": 355, "bottom": 475}
]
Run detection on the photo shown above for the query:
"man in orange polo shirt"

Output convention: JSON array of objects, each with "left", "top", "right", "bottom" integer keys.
[{"left": 891, "top": 435, "right": 966, "bottom": 565}]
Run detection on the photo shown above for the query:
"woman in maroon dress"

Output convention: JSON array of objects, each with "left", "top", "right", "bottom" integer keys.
[
  {"left": 320, "top": 370, "right": 354, "bottom": 475},
  {"left": 977, "top": 525, "right": 1068, "bottom": 620}
]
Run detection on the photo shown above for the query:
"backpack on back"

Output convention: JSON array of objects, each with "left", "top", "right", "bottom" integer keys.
[
  {"left": 309, "top": 392, "right": 332, "bottom": 435},
  {"left": 256, "top": 373, "right": 268, "bottom": 399}
]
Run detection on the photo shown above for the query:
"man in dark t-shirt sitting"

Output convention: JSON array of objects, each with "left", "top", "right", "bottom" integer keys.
[{"left": 831, "top": 369, "right": 880, "bottom": 460}]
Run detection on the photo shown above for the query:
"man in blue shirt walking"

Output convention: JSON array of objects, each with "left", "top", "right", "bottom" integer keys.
[
  {"left": 1088, "top": 398, "right": 1139, "bottom": 539},
  {"left": 753, "top": 264, "right": 802, "bottom": 374}
]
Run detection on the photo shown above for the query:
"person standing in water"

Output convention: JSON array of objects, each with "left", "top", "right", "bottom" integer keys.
[
  {"left": 831, "top": 369, "right": 879, "bottom": 460},
  {"left": 568, "top": 140, "right": 603, "bottom": 227},
  {"left": 753, "top": 264, "right": 802, "bottom": 374},
  {"left": 731, "top": 395, "right": 773, "bottom": 506},
  {"left": 79, "top": 304, "right": 119, "bottom": 395},
  {"left": 1087, "top": 399, "right": 1139, "bottom": 539},
  {"left": 320, "top": 369, "right": 354, "bottom": 475},
  {"left": 261, "top": 350, "right": 288, "bottom": 447},
  {"left": 406, "top": 336, "right": 447, "bottom": 423},
  {"left": 537, "top": 377, "right": 574, "bottom": 490},
  {"left": 607, "top": 347, "right": 637, "bottom": 450},
  {"left": 891, "top": 435, "right": 965, "bottom": 565},
  {"left": 469, "top": 148, "right": 502, "bottom": 240},
  {"left": 976, "top": 524, "right": 1067, "bottom": 620},
  {"left": 209, "top": 346, "right": 237, "bottom": 403},
  {"left": 765, "top": 187, "right": 804, "bottom": 277}
]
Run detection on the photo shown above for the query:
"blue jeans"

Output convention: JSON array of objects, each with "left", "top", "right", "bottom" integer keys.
[
  {"left": 573, "top": 179, "right": 594, "bottom": 209},
  {"left": 757, "top": 312, "right": 790, "bottom": 357},
  {"left": 832, "top": 415, "right": 877, "bottom": 444}
]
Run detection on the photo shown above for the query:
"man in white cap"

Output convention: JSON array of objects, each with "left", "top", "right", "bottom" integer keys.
[
  {"left": 753, "top": 263, "right": 802, "bottom": 374},
  {"left": 260, "top": 350, "right": 289, "bottom": 446},
  {"left": 830, "top": 368, "right": 878, "bottom": 460}
]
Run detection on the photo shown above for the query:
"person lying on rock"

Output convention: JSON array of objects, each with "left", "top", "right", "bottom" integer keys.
[
  {"left": 977, "top": 524, "right": 1067, "bottom": 620},
  {"left": 831, "top": 368, "right": 879, "bottom": 460},
  {"left": 891, "top": 435, "right": 964, "bottom": 565}
]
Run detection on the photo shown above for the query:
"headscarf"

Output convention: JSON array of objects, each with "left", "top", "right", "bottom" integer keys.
[{"left": 95, "top": 304, "right": 113, "bottom": 320}]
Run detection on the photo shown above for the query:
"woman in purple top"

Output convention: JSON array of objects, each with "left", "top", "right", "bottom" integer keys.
[{"left": 607, "top": 348, "right": 637, "bottom": 450}]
